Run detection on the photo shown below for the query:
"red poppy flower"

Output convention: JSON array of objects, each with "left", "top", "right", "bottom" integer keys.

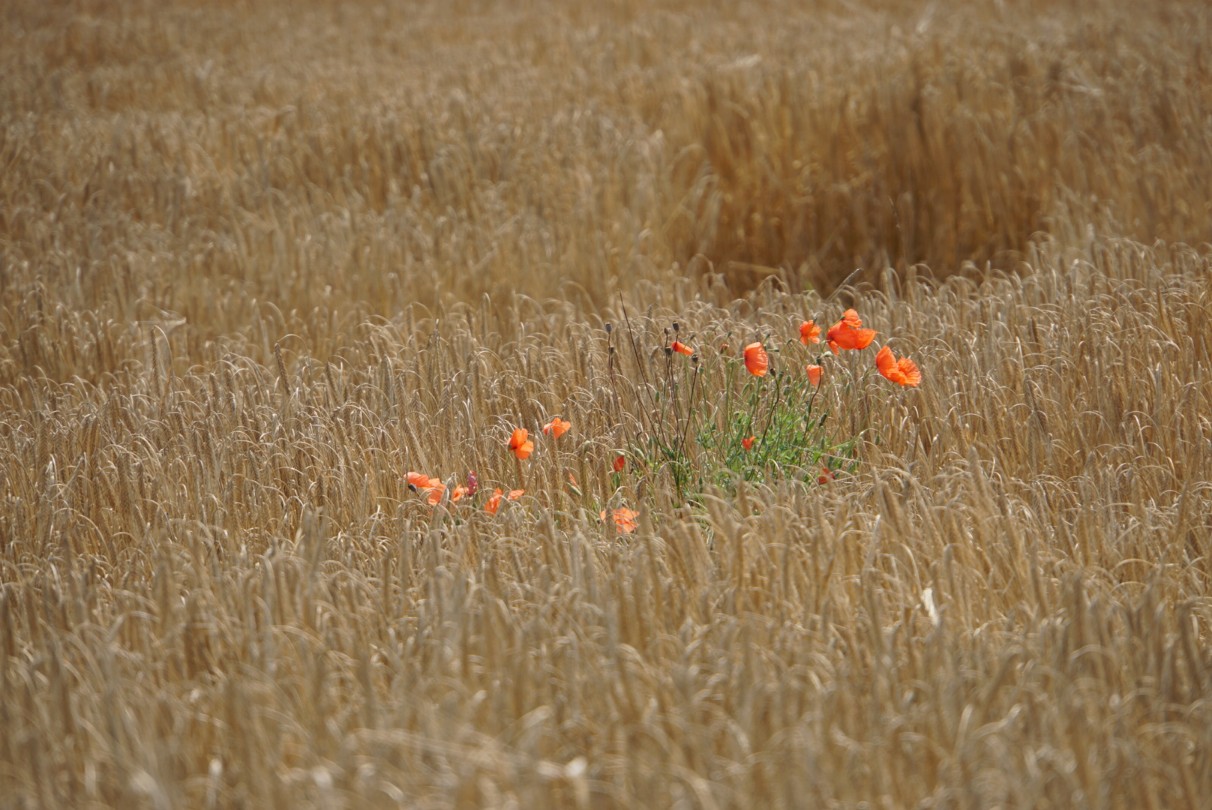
[
  {"left": 743, "top": 342, "right": 769, "bottom": 376},
  {"left": 508, "top": 428, "right": 534, "bottom": 460},
  {"left": 407, "top": 471, "right": 444, "bottom": 503},
  {"left": 612, "top": 454, "right": 626, "bottom": 473},
  {"left": 818, "top": 467, "right": 835, "bottom": 485},
  {"left": 542, "top": 417, "right": 571, "bottom": 439},
  {"left": 484, "top": 487, "right": 524, "bottom": 514},
  {"left": 800, "top": 320, "right": 821, "bottom": 345},
  {"left": 875, "top": 345, "right": 922, "bottom": 387},
  {"left": 671, "top": 340, "right": 694, "bottom": 356},
  {"left": 826, "top": 309, "right": 877, "bottom": 353},
  {"left": 601, "top": 507, "right": 639, "bottom": 534},
  {"left": 449, "top": 485, "right": 468, "bottom": 503},
  {"left": 806, "top": 364, "right": 822, "bottom": 386},
  {"left": 742, "top": 436, "right": 756, "bottom": 451},
  {"left": 406, "top": 471, "right": 432, "bottom": 491}
]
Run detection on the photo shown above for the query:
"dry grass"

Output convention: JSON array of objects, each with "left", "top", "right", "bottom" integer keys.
[{"left": 3, "top": 0, "right": 1212, "bottom": 807}]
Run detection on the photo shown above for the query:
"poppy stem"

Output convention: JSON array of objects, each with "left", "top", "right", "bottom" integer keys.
[
  {"left": 678, "top": 360, "right": 700, "bottom": 459},
  {"left": 795, "top": 356, "right": 823, "bottom": 451},
  {"left": 665, "top": 347, "right": 682, "bottom": 440},
  {"left": 757, "top": 370, "right": 783, "bottom": 450}
]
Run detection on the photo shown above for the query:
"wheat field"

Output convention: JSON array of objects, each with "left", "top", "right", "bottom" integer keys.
[{"left": 3, "top": 0, "right": 1212, "bottom": 807}]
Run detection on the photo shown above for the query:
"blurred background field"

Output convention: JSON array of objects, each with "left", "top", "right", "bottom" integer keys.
[{"left": 2, "top": 0, "right": 1211, "bottom": 807}]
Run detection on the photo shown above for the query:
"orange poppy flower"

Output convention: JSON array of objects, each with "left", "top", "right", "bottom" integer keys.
[
  {"left": 508, "top": 428, "right": 534, "bottom": 460},
  {"left": 799, "top": 320, "right": 821, "bottom": 345},
  {"left": 826, "top": 309, "right": 876, "bottom": 353},
  {"left": 407, "top": 471, "right": 445, "bottom": 503},
  {"left": 612, "top": 454, "right": 626, "bottom": 473},
  {"left": 484, "top": 487, "right": 524, "bottom": 514},
  {"left": 743, "top": 342, "right": 769, "bottom": 376},
  {"left": 406, "top": 471, "right": 432, "bottom": 491},
  {"left": 875, "top": 345, "right": 922, "bottom": 387},
  {"left": 806, "top": 364, "right": 822, "bottom": 386},
  {"left": 742, "top": 436, "right": 756, "bottom": 451},
  {"left": 485, "top": 489, "right": 502, "bottom": 514},
  {"left": 601, "top": 507, "right": 639, "bottom": 534},
  {"left": 449, "top": 485, "right": 468, "bottom": 503},
  {"left": 542, "top": 417, "right": 571, "bottom": 439},
  {"left": 671, "top": 340, "right": 694, "bottom": 356}
]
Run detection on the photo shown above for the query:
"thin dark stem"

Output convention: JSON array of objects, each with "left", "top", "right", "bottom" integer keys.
[
  {"left": 678, "top": 361, "right": 700, "bottom": 458},
  {"left": 666, "top": 352, "right": 686, "bottom": 448},
  {"left": 757, "top": 370, "right": 784, "bottom": 450},
  {"left": 619, "top": 297, "right": 666, "bottom": 446}
]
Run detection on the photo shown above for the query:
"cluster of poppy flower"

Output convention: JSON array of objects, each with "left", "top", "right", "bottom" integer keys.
[
  {"left": 408, "top": 309, "right": 914, "bottom": 532},
  {"left": 408, "top": 415, "right": 639, "bottom": 533},
  {"left": 667, "top": 309, "right": 918, "bottom": 388},
  {"left": 506, "top": 416, "right": 570, "bottom": 461},
  {"left": 405, "top": 469, "right": 525, "bottom": 514},
  {"left": 673, "top": 308, "right": 918, "bottom": 483},
  {"left": 805, "top": 309, "right": 921, "bottom": 387}
]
